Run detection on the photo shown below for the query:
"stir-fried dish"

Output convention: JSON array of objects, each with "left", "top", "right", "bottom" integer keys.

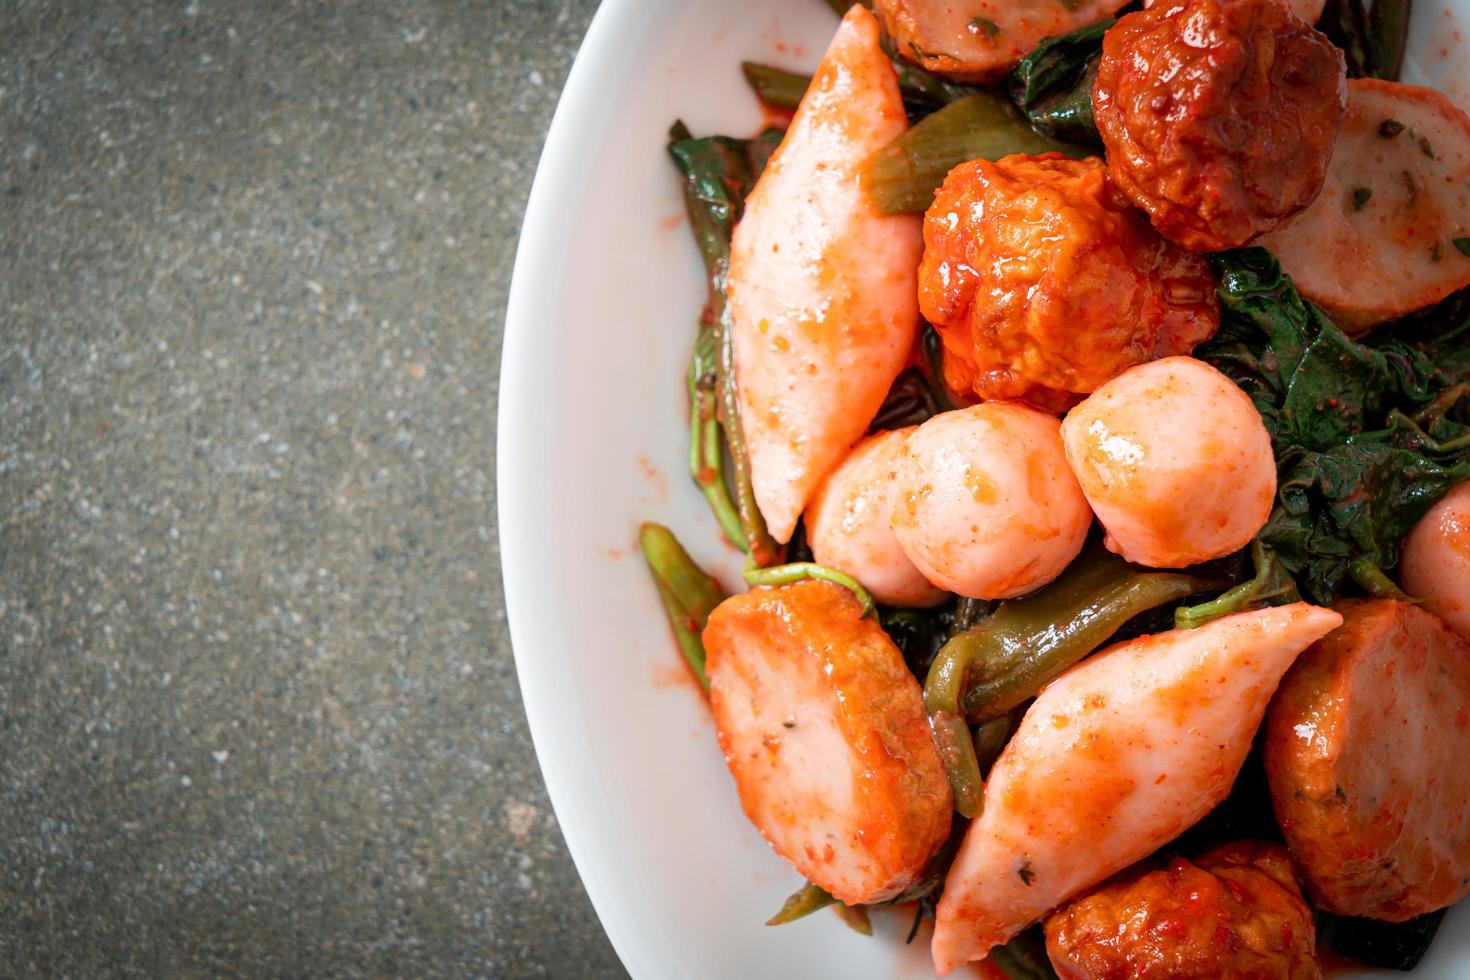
[{"left": 642, "top": 0, "right": 1470, "bottom": 974}]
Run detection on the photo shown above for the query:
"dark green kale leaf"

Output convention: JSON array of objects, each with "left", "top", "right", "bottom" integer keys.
[
  {"left": 1007, "top": 21, "right": 1112, "bottom": 145},
  {"left": 666, "top": 123, "right": 783, "bottom": 295},
  {"left": 1199, "top": 249, "right": 1470, "bottom": 604}
]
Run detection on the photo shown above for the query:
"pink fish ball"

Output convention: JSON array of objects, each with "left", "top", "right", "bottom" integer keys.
[
  {"left": 806, "top": 428, "right": 948, "bottom": 607},
  {"left": 1061, "top": 356, "right": 1275, "bottom": 568},
  {"left": 892, "top": 403, "right": 1091, "bottom": 599},
  {"left": 1400, "top": 481, "right": 1470, "bottom": 640}
]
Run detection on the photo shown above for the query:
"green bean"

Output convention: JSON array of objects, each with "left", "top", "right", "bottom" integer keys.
[
  {"left": 639, "top": 523, "right": 727, "bottom": 691},
  {"left": 861, "top": 92, "right": 1085, "bottom": 215},
  {"left": 743, "top": 562, "right": 876, "bottom": 619},
  {"left": 926, "top": 546, "right": 1211, "bottom": 725},
  {"left": 741, "top": 62, "right": 809, "bottom": 110},
  {"left": 766, "top": 880, "right": 836, "bottom": 925},
  {"left": 1175, "top": 539, "right": 1300, "bottom": 629}
]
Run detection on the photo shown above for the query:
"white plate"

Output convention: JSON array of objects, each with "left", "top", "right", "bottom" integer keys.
[{"left": 499, "top": 2, "right": 1470, "bottom": 977}]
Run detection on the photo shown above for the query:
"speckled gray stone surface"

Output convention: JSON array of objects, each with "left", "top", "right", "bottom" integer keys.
[{"left": 1, "top": 1, "right": 625, "bottom": 976}]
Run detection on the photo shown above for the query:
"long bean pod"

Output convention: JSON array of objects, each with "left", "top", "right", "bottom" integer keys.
[
  {"left": 861, "top": 92, "right": 1083, "bottom": 215},
  {"left": 640, "top": 523, "right": 727, "bottom": 691}
]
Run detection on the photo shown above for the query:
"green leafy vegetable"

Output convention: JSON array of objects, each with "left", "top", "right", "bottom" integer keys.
[
  {"left": 1007, "top": 20, "right": 1112, "bottom": 144},
  {"left": 1197, "top": 249, "right": 1470, "bottom": 604},
  {"left": 862, "top": 92, "right": 1083, "bottom": 214},
  {"left": 639, "top": 523, "right": 727, "bottom": 691},
  {"left": 1319, "top": 0, "right": 1413, "bottom": 80},
  {"left": 667, "top": 124, "right": 785, "bottom": 566},
  {"left": 740, "top": 61, "right": 810, "bottom": 110}
]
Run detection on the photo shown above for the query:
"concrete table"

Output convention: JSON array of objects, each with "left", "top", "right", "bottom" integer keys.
[{"left": 2, "top": 1, "right": 624, "bottom": 975}]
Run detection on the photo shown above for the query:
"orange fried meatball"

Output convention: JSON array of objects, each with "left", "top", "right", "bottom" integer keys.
[
  {"left": 1094, "top": 0, "right": 1346, "bottom": 252},
  {"left": 918, "top": 154, "right": 1218, "bottom": 412},
  {"left": 1044, "top": 842, "right": 1320, "bottom": 980}
]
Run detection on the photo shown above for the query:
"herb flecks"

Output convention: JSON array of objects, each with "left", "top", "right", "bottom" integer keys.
[
  {"left": 1419, "top": 135, "right": 1436, "bottom": 159},
  {"left": 969, "top": 16, "right": 1001, "bottom": 38},
  {"left": 1350, "top": 187, "right": 1373, "bottom": 210},
  {"left": 1017, "top": 860, "right": 1037, "bottom": 886},
  {"left": 1402, "top": 170, "right": 1418, "bottom": 206},
  {"left": 1431, "top": 241, "right": 1444, "bottom": 263},
  {"left": 1379, "top": 118, "right": 1405, "bottom": 138},
  {"left": 1454, "top": 237, "right": 1470, "bottom": 258}
]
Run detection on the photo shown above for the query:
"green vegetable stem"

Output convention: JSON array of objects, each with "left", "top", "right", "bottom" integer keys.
[
  {"left": 766, "top": 880, "right": 836, "bottom": 925},
  {"left": 1007, "top": 20, "right": 1113, "bottom": 145},
  {"left": 639, "top": 523, "right": 728, "bottom": 691},
  {"left": 861, "top": 92, "right": 1084, "bottom": 214},
  {"left": 1175, "top": 539, "right": 1300, "bottom": 629},
  {"left": 667, "top": 124, "right": 784, "bottom": 566},
  {"left": 687, "top": 328, "right": 745, "bottom": 547},
  {"left": 743, "top": 561, "right": 878, "bottom": 619}
]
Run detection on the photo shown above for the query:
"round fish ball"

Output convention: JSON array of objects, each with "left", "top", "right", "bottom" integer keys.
[
  {"left": 1061, "top": 356, "right": 1275, "bottom": 568},
  {"left": 1400, "top": 481, "right": 1470, "bottom": 640},
  {"left": 892, "top": 403, "right": 1091, "bottom": 599},
  {"left": 806, "top": 428, "right": 947, "bottom": 607}
]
